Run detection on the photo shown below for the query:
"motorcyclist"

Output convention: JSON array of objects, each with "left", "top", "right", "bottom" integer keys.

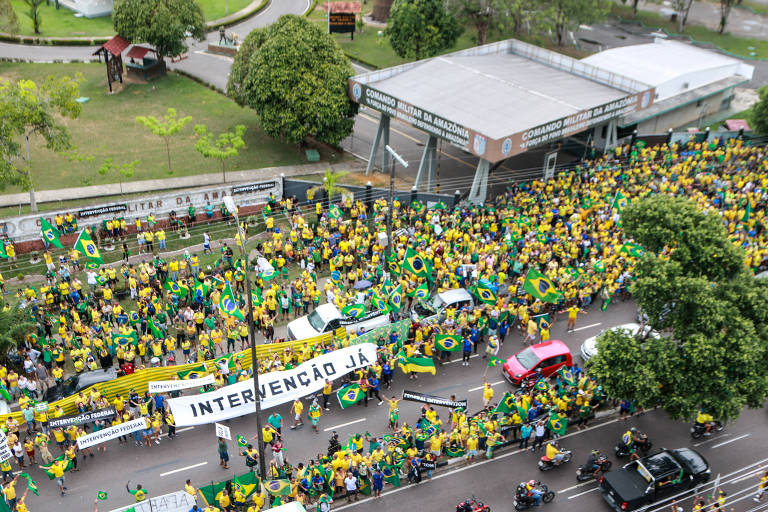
[
  {"left": 544, "top": 441, "right": 566, "bottom": 465},
  {"left": 622, "top": 428, "right": 638, "bottom": 461},
  {"left": 696, "top": 409, "right": 715, "bottom": 435},
  {"left": 526, "top": 480, "right": 544, "bottom": 506},
  {"left": 585, "top": 449, "right": 601, "bottom": 477},
  {"left": 327, "top": 431, "right": 341, "bottom": 457}
]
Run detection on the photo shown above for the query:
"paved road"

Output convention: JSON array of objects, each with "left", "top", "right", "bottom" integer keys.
[{"left": 16, "top": 298, "right": 768, "bottom": 512}]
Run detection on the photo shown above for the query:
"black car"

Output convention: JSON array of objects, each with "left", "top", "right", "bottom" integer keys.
[
  {"left": 44, "top": 368, "right": 118, "bottom": 402},
  {"left": 599, "top": 448, "right": 710, "bottom": 511}
]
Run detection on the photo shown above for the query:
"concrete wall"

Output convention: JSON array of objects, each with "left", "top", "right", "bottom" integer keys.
[
  {"left": 638, "top": 89, "right": 733, "bottom": 133},
  {"left": 283, "top": 179, "right": 458, "bottom": 208}
]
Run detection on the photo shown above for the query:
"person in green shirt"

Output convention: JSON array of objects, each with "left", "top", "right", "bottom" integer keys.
[{"left": 126, "top": 481, "right": 148, "bottom": 502}]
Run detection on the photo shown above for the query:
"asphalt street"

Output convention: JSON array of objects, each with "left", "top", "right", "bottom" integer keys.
[{"left": 15, "top": 298, "right": 768, "bottom": 512}]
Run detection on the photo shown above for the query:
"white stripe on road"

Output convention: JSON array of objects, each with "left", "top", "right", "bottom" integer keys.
[
  {"left": 558, "top": 480, "right": 597, "bottom": 493},
  {"left": 444, "top": 354, "right": 480, "bottom": 364},
  {"left": 468, "top": 380, "right": 504, "bottom": 392},
  {"left": 731, "top": 468, "right": 765, "bottom": 484},
  {"left": 711, "top": 433, "right": 750, "bottom": 448},
  {"left": 568, "top": 488, "right": 599, "bottom": 499},
  {"left": 332, "top": 416, "right": 628, "bottom": 511},
  {"left": 160, "top": 426, "right": 195, "bottom": 439},
  {"left": 160, "top": 461, "right": 208, "bottom": 477},
  {"left": 324, "top": 418, "right": 366, "bottom": 432},
  {"left": 693, "top": 433, "right": 731, "bottom": 446},
  {"left": 573, "top": 322, "right": 602, "bottom": 332}
]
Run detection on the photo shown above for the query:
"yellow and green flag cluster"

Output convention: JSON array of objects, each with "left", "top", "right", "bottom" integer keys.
[
  {"left": 396, "top": 351, "right": 436, "bottom": 375},
  {"left": 619, "top": 242, "right": 644, "bottom": 258},
  {"left": 402, "top": 247, "right": 431, "bottom": 279},
  {"left": 523, "top": 268, "right": 562, "bottom": 303},
  {"left": 219, "top": 283, "right": 244, "bottom": 321},
  {"left": 265, "top": 479, "right": 292, "bottom": 496},
  {"left": 434, "top": 334, "right": 462, "bottom": 352},
  {"left": 74, "top": 229, "right": 103, "bottom": 264},
  {"left": 342, "top": 303, "right": 366, "bottom": 319},
  {"left": 337, "top": 383, "right": 365, "bottom": 409},
  {"left": 199, "top": 471, "right": 261, "bottom": 505},
  {"left": 40, "top": 217, "right": 63, "bottom": 248}
]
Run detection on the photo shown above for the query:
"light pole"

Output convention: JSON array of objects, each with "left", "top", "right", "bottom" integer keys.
[
  {"left": 223, "top": 196, "right": 266, "bottom": 481},
  {"left": 384, "top": 145, "right": 408, "bottom": 260}
]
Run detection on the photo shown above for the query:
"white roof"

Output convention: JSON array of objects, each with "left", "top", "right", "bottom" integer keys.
[
  {"left": 581, "top": 39, "right": 753, "bottom": 101},
  {"left": 438, "top": 288, "right": 473, "bottom": 303}
]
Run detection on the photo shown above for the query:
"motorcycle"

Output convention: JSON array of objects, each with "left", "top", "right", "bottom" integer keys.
[
  {"left": 514, "top": 483, "right": 555, "bottom": 511},
  {"left": 456, "top": 495, "right": 491, "bottom": 512},
  {"left": 690, "top": 421, "right": 725, "bottom": 439},
  {"left": 576, "top": 455, "right": 612, "bottom": 482},
  {"left": 615, "top": 435, "right": 652, "bottom": 458},
  {"left": 538, "top": 450, "right": 572, "bottom": 471}
]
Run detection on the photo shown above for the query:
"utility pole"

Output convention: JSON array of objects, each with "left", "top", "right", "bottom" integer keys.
[{"left": 384, "top": 145, "right": 408, "bottom": 260}]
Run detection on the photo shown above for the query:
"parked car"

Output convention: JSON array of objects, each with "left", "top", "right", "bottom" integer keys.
[
  {"left": 286, "top": 303, "right": 389, "bottom": 341},
  {"left": 580, "top": 323, "right": 658, "bottom": 362},
  {"left": 411, "top": 288, "right": 475, "bottom": 323},
  {"left": 502, "top": 340, "right": 572, "bottom": 386},
  {"left": 44, "top": 368, "right": 118, "bottom": 402},
  {"left": 599, "top": 448, "right": 710, "bottom": 511}
]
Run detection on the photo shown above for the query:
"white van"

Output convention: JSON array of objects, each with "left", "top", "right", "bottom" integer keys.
[
  {"left": 286, "top": 303, "right": 390, "bottom": 341},
  {"left": 410, "top": 288, "right": 475, "bottom": 323}
]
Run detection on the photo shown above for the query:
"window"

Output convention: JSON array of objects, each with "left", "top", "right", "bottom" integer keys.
[{"left": 326, "top": 319, "right": 340, "bottom": 332}]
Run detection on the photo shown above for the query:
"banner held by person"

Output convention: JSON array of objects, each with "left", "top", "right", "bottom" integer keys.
[
  {"left": 47, "top": 407, "right": 117, "bottom": 429},
  {"left": 169, "top": 343, "right": 378, "bottom": 426},
  {"left": 148, "top": 374, "right": 215, "bottom": 393},
  {"left": 401, "top": 390, "right": 467, "bottom": 409},
  {"left": 215, "top": 423, "right": 232, "bottom": 440},
  {"left": 77, "top": 418, "right": 146, "bottom": 450}
]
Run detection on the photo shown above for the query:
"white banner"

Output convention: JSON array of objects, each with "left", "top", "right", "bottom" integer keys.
[
  {"left": 215, "top": 422, "right": 232, "bottom": 440},
  {"left": 148, "top": 374, "right": 215, "bottom": 393},
  {"left": 109, "top": 490, "right": 197, "bottom": 512},
  {"left": 169, "top": 343, "right": 378, "bottom": 426},
  {"left": 0, "top": 431, "right": 11, "bottom": 462},
  {"left": 77, "top": 418, "right": 147, "bottom": 449}
]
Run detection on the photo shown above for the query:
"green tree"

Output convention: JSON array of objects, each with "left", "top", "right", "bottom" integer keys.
[
  {"left": 113, "top": 0, "right": 205, "bottom": 61},
  {"left": 306, "top": 169, "right": 351, "bottom": 203},
  {"left": 450, "top": 0, "right": 504, "bottom": 45},
  {"left": 21, "top": 0, "right": 44, "bottom": 34},
  {"left": 749, "top": 85, "right": 768, "bottom": 135},
  {"left": 227, "top": 15, "right": 358, "bottom": 146},
  {"left": 0, "top": 0, "right": 19, "bottom": 33},
  {"left": 0, "top": 306, "right": 35, "bottom": 364},
  {"left": 98, "top": 157, "right": 139, "bottom": 194},
  {"left": 135, "top": 108, "right": 192, "bottom": 173},
  {"left": 386, "top": 0, "right": 462, "bottom": 59},
  {"left": 193, "top": 124, "right": 246, "bottom": 182},
  {"left": 0, "top": 73, "right": 83, "bottom": 212},
  {"left": 587, "top": 195, "right": 768, "bottom": 422},
  {"left": 543, "top": 0, "right": 609, "bottom": 46}
]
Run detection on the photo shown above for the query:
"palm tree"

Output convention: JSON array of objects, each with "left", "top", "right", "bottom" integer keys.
[
  {"left": 306, "top": 169, "right": 352, "bottom": 208},
  {"left": 0, "top": 305, "right": 35, "bottom": 366}
]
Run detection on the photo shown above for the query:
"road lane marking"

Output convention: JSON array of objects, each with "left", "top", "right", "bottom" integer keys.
[
  {"left": 444, "top": 354, "right": 480, "bottom": 364},
  {"left": 731, "top": 468, "right": 765, "bottom": 484},
  {"left": 160, "top": 461, "right": 207, "bottom": 477},
  {"left": 160, "top": 426, "right": 194, "bottom": 439},
  {"left": 568, "top": 487, "right": 599, "bottom": 499},
  {"left": 711, "top": 433, "right": 750, "bottom": 448},
  {"left": 468, "top": 380, "right": 504, "bottom": 392},
  {"left": 693, "top": 433, "right": 731, "bottom": 446},
  {"left": 559, "top": 481, "right": 597, "bottom": 493},
  {"left": 573, "top": 322, "right": 602, "bottom": 332},
  {"left": 324, "top": 418, "right": 366, "bottom": 432}
]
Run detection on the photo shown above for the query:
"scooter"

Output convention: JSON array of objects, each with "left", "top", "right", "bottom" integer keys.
[
  {"left": 538, "top": 450, "right": 572, "bottom": 471},
  {"left": 513, "top": 483, "right": 555, "bottom": 511},
  {"left": 576, "top": 455, "right": 612, "bottom": 482},
  {"left": 456, "top": 495, "right": 491, "bottom": 512},
  {"left": 615, "top": 435, "right": 652, "bottom": 458},
  {"left": 690, "top": 421, "right": 725, "bottom": 439}
]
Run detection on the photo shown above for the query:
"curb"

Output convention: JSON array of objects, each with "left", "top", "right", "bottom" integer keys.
[{"left": 207, "top": 0, "right": 271, "bottom": 30}]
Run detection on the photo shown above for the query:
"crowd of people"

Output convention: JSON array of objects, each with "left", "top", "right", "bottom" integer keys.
[{"left": 0, "top": 136, "right": 767, "bottom": 510}]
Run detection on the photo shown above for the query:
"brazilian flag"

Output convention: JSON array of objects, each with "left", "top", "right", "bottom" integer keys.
[
  {"left": 328, "top": 205, "right": 343, "bottom": 220},
  {"left": 148, "top": 318, "right": 164, "bottom": 340},
  {"left": 611, "top": 191, "right": 630, "bottom": 213},
  {"left": 84, "top": 262, "right": 100, "bottom": 269},
  {"left": 237, "top": 435, "right": 248, "bottom": 447},
  {"left": 164, "top": 280, "right": 187, "bottom": 298},
  {"left": 342, "top": 304, "right": 366, "bottom": 319},
  {"left": 96, "top": 491, "right": 108, "bottom": 501},
  {"left": 381, "top": 465, "right": 401, "bottom": 487},
  {"left": 472, "top": 281, "right": 497, "bottom": 305},
  {"left": 434, "top": 334, "right": 462, "bottom": 352},
  {"left": 534, "top": 314, "right": 550, "bottom": 330},
  {"left": 330, "top": 270, "right": 342, "bottom": 284},
  {"left": 534, "top": 379, "right": 550, "bottom": 392},
  {"left": 337, "top": 384, "right": 365, "bottom": 409},
  {"left": 40, "top": 217, "right": 63, "bottom": 248},
  {"left": 487, "top": 356, "right": 504, "bottom": 367},
  {"left": 523, "top": 268, "right": 562, "bottom": 303},
  {"left": 73, "top": 228, "right": 103, "bottom": 264},
  {"left": 582, "top": 197, "right": 593, "bottom": 209},
  {"left": 194, "top": 281, "right": 210, "bottom": 301},
  {"left": 260, "top": 269, "right": 277, "bottom": 281},
  {"left": 402, "top": 247, "right": 430, "bottom": 279},
  {"left": 536, "top": 233, "right": 548, "bottom": 244},
  {"left": 177, "top": 364, "right": 207, "bottom": 380},
  {"left": 371, "top": 293, "right": 390, "bottom": 313},
  {"left": 388, "top": 259, "right": 402, "bottom": 275},
  {"left": 619, "top": 243, "right": 644, "bottom": 258},
  {"left": 112, "top": 331, "right": 138, "bottom": 347},
  {"left": 397, "top": 353, "right": 436, "bottom": 375},
  {"left": 411, "top": 201, "right": 425, "bottom": 214},
  {"left": 565, "top": 266, "right": 582, "bottom": 282},
  {"left": 219, "top": 283, "right": 244, "bottom": 321},
  {"left": 494, "top": 391, "right": 516, "bottom": 414},
  {"left": 444, "top": 446, "right": 465, "bottom": 458},
  {"left": 407, "top": 282, "right": 429, "bottom": 300},
  {"left": 557, "top": 367, "right": 577, "bottom": 387},
  {"left": 358, "top": 476, "right": 372, "bottom": 496},
  {"left": 265, "top": 480, "right": 292, "bottom": 496},
  {"left": 128, "top": 311, "right": 140, "bottom": 325},
  {"left": 547, "top": 415, "right": 568, "bottom": 436},
  {"left": 593, "top": 260, "right": 605, "bottom": 273},
  {"left": 381, "top": 279, "right": 395, "bottom": 297},
  {"left": 388, "top": 284, "right": 403, "bottom": 312},
  {"left": 518, "top": 216, "right": 532, "bottom": 227},
  {"left": 251, "top": 289, "right": 263, "bottom": 306},
  {"left": 516, "top": 402, "right": 529, "bottom": 419}
]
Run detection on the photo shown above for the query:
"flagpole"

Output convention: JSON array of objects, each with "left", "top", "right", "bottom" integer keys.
[{"left": 224, "top": 197, "right": 267, "bottom": 482}]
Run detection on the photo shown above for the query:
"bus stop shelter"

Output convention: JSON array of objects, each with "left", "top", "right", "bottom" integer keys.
[{"left": 348, "top": 39, "right": 657, "bottom": 203}]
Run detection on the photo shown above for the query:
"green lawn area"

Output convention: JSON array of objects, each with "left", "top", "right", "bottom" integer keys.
[
  {"left": 0, "top": 62, "right": 315, "bottom": 194},
  {"left": 7, "top": 0, "right": 251, "bottom": 37},
  {"left": 738, "top": 0, "right": 768, "bottom": 15},
  {"left": 611, "top": 4, "right": 768, "bottom": 59}
]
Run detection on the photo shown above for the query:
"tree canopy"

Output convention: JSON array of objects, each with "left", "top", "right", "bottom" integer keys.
[
  {"left": 587, "top": 195, "right": 768, "bottom": 422},
  {"left": 113, "top": 0, "right": 206, "bottom": 60},
  {"left": 227, "top": 15, "right": 358, "bottom": 146},
  {"left": 386, "top": 0, "right": 462, "bottom": 60},
  {"left": 750, "top": 85, "right": 768, "bottom": 135}
]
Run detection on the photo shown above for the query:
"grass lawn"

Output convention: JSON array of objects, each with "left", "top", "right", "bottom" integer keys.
[
  {"left": 611, "top": 4, "right": 768, "bottom": 59},
  {"left": 7, "top": 0, "right": 252, "bottom": 37},
  {"left": 0, "top": 62, "right": 315, "bottom": 194}
]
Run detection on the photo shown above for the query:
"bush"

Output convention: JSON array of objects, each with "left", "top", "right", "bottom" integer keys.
[{"left": 16, "top": 273, "right": 24, "bottom": 281}]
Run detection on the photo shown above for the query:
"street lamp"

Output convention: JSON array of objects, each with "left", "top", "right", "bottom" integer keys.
[
  {"left": 223, "top": 196, "right": 267, "bottom": 481},
  {"left": 384, "top": 145, "right": 408, "bottom": 260}
]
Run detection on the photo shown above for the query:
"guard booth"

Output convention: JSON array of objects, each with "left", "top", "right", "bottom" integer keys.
[
  {"left": 93, "top": 35, "right": 130, "bottom": 93},
  {"left": 125, "top": 45, "right": 166, "bottom": 82}
]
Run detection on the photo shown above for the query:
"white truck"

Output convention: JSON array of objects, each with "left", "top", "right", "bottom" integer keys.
[
  {"left": 286, "top": 303, "right": 390, "bottom": 341},
  {"left": 410, "top": 288, "right": 475, "bottom": 323}
]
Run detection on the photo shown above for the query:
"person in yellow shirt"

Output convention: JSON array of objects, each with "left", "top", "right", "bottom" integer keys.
[
  {"left": 291, "top": 398, "right": 304, "bottom": 429},
  {"left": 482, "top": 378, "right": 494, "bottom": 409}
]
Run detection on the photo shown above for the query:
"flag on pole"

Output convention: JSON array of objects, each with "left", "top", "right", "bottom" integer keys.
[
  {"left": 97, "top": 491, "right": 108, "bottom": 500},
  {"left": 407, "top": 282, "right": 429, "bottom": 299},
  {"left": 337, "top": 384, "right": 365, "bottom": 409},
  {"left": 494, "top": 392, "right": 516, "bottom": 413},
  {"left": 265, "top": 480, "right": 292, "bottom": 496},
  {"left": 40, "top": 218, "right": 63, "bottom": 248},
  {"left": 402, "top": 247, "right": 431, "bottom": 279},
  {"left": 219, "top": 283, "right": 244, "bottom": 321},
  {"left": 388, "top": 284, "right": 403, "bottom": 312},
  {"left": 523, "top": 268, "right": 562, "bottom": 303},
  {"left": 341, "top": 304, "right": 366, "bottom": 319},
  {"left": 611, "top": 191, "right": 630, "bottom": 213},
  {"left": 472, "top": 281, "right": 497, "bottom": 304},
  {"left": 148, "top": 318, "right": 164, "bottom": 339},
  {"left": 547, "top": 415, "right": 568, "bottom": 436},
  {"left": 73, "top": 229, "right": 103, "bottom": 264},
  {"left": 434, "top": 334, "right": 462, "bottom": 352}
]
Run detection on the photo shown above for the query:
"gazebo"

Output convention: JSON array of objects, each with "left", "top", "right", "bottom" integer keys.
[
  {"left": 125, "top": 45, "right": 166, "bottom": 82},
  {"left": 93, "top": 35, "right": 130, "bottom": 93}
]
